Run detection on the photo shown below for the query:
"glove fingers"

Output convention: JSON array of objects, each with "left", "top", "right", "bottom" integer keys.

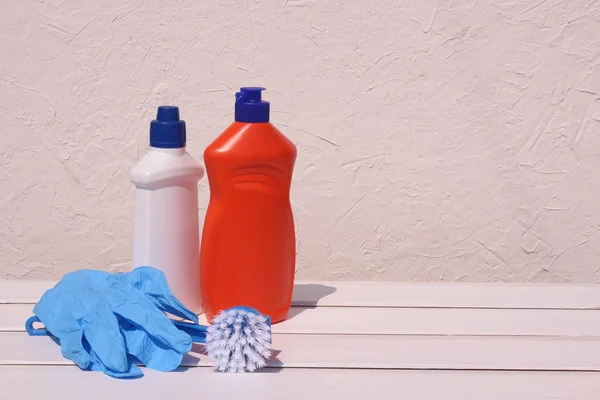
[
  {"left": 33, "top": 302, "right": 92, "bottom": 369},
  {"left": 59, "top": 330, "right": 91, "bottom": 369},
  {"left": 82, "top": 304, "right": 129, "bottom": 374},
  {"left": 153, "top": 296, "right": 199, "bottom": 325},
  {"left": 121, "top": 326, "right": 186, "bottom": 372},
  {"left": 124, "top": 266, "right": 199, "bottom": 323},
  {"left": 110, "top": 292, "right": 192, "bottom": 355},
  {"left": 88, "top": 353, "right": 144, "bottom": 379}
]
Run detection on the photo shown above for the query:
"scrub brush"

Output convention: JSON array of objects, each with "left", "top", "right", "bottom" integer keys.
[{"left": 172, "top": 306, "right": 273, "bottom": 373}]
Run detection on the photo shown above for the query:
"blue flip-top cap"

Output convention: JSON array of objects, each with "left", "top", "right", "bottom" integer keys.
[
  {"left": 235, "top": 87, "right": 270, "bottom": 123},
  {"left": 150, "top": 106, "right": 186, "bottom": 148}
]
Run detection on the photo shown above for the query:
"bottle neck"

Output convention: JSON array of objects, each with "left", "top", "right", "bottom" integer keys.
[{"left": 150, "top": 146, "right": 186, "bottom": 156}]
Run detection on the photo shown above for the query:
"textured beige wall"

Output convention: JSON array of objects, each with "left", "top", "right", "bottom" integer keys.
[{"left": 1, "top": 0, "right": 599, "bottom": 282}]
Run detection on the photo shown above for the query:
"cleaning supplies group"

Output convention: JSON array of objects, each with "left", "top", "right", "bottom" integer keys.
[{"left": 26, "top": 87, "right": 296, "bottom": 377}]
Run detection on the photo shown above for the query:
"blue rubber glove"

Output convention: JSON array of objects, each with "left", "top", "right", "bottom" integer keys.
[
  {"left": 106, "top": 267, "right": 199, "bottom": 373},
  {"left": 32, "top": 267, "right": 199, "bottom": 378}
]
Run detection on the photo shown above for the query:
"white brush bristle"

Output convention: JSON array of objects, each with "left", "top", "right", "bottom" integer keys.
[{"left": 205, "top": 308, "right": 272, "bottom": 373}]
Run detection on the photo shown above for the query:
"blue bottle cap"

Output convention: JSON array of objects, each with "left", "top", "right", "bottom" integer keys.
[
  {"left": 150, "top": 106, "right": 186, "bottom": 148},
  {"left": 235, "top": 87, "right": 270, "bottom": 123}
]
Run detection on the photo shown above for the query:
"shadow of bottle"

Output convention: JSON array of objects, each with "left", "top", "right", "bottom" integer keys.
[{"left": 285, "top": 283, "right": 337, "bottom": 320}]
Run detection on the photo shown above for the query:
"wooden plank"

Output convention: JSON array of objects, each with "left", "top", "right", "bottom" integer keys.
[
  {"left": 202, "top": 305, "right": 600, "bottom": 337},
  {"left": 1, "top": 366, "right": 599, "bottom": 400},
  {"left": 5, "top": 303, "right": 600, "bottom": 338},
  {"left": 5, "top": 279, "right": 600, "bottom": 310},
  {"left": 4, "top": 332, "right": 600, "bottom": 372},
  {"left": 3, "top": 304, "right": 33, "bottom": 332},
  {"left": 292, "top": 281, "right": 600, "bottom": 309},
  {"left": 0, "top": 280, "right": 55, "bottom": 304}
]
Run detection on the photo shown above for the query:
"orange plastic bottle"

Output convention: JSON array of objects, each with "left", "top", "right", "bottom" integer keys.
[{"left": 200, "top": 87, "right": 297, "bottom": 323}]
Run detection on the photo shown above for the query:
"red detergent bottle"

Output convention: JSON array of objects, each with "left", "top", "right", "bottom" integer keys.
[{"left": 200, "top": 87, "right": 297, "bottom": 323}]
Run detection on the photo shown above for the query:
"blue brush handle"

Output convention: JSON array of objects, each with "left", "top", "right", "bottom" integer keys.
[{"left": 25, "top": 315, "right": 209, "bottom": 343}]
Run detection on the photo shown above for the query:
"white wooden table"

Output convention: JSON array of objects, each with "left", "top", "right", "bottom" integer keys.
[{"left": 2, "top": 280, "right": 600, "bottom": 399}]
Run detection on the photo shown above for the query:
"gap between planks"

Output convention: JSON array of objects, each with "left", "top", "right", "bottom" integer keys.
[
  {"left": 3, "top": 332, "right": 600, "bottom": 372},
  {"left": 4, "top": 303, "right": 600, "bottom": 337},
  {"left": 3, "top": 280, "right": 600, "bottom": 310}
]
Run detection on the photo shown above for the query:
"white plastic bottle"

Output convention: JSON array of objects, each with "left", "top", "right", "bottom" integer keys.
[{"left": 129, "top": 106, "right": 204, "bottom": 313}]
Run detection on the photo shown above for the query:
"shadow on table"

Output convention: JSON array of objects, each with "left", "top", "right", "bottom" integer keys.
[
  {"left": 262, "top": 349, "right": 284, "bottom": 373},
  {"left": 286, "top": 283, "right": 337, "bottom": 320},
  {"left": 185, "top": 344, "right": 284, "bottom": 373},
  {"left": 177, "top": 284, "right": 337, "bottom": 373}
]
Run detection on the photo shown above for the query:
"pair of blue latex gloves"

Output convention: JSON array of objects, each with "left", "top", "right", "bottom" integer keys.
[{"left": 31, "top": 266, "right": 199, "bottom": 378}]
